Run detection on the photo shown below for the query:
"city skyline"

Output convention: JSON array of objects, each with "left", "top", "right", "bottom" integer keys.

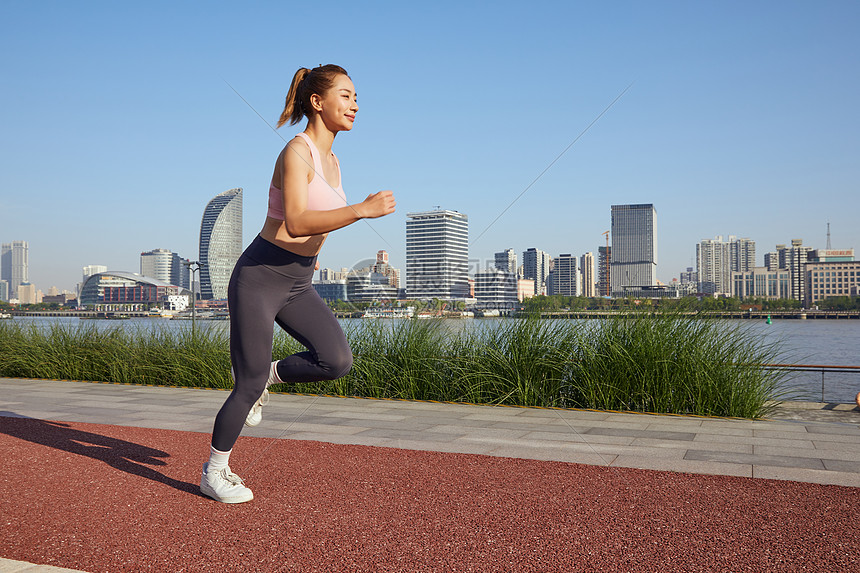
[
  {"left": 0, "top": 215, "right": 852, "bottom": 298},
  {"left": 2, "top": 3, "right": 858, "bottom": 292}
]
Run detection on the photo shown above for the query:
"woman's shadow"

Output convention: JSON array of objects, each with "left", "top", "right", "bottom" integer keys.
[{"left": 0, "top": 412, "right": 200, "bottom": 495}]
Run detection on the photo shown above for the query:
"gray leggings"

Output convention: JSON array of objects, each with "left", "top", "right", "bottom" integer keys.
[{"left": 210, "top": 235, "right": 353, "bottom": 451}]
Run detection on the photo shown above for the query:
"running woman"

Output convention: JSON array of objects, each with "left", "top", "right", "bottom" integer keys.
[{"left": 201, "top": 64, "right": 396, "bottom": 503}]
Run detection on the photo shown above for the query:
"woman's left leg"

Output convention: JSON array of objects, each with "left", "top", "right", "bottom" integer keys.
[{"left": 272, "top": 286, "right": 353, "bottom": 384}]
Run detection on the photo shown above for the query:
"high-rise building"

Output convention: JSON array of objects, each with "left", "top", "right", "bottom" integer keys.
[
  {"left": 580, "top": 252, "right": 595, "bottom": 298},
  {"left": 17, "top": 282, "right": 39, "bottom": 304},
  {"left": 597, "top": 246, "right": 611, "bottom": 296},
  {"left": 474, "top": 268, "right": 519, "bottom": 311},
  {"left": 372, "top": 250, "right": 401, "bottom": 290},
  {"left": 697, "top": 235, "right": 754, "bottom": 296},
  {"left": 494, "top": 249, "right": 517, "bottom": 274},
  {"left": 730, "top": 237, "right": 756, "bottom": 273},
  {"left": 405, "top": 209, "right": 469, "bottom": 300},
  {"left": 140, "top": 249, "right": 191, "bottom": 289},
  {"left": 697, "top": 237, "right": 732, "bottom": 296},
  {"left": 1, "top": 241, "right": 29, "bottom": 299},
  {"left": 680, "top": 267, "right": 698, "bottom": 286},
  {"left": 522, "top": 248, "right": 552, "bottom": 295},
  {"left": 83, "top": 265, "right": 108, "bottom": 282},
  {"left": 764, "top": 251, "right": 779, "bottom": 271},
  {"left": 777, "top": 239, "right": 814, "bottom": 301},
  {"left": 610, "top": 204, "right": 657, "bottom": 295},
  {"left": 199, "top": 188, "right": 243, "bottom": 300},
  {"left": 0, "top": 280, "right": 7, "bottom": 301},
  {"left": 549, "top": 254, "right": 577, "bottom": 296},
  {"left": 732, "top": 267, "right": 791, "bottom": 300}
]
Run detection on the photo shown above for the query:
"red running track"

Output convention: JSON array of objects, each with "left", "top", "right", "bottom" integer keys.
[{"left": 1, "top": 416, "right": 858, "bottom": 572}]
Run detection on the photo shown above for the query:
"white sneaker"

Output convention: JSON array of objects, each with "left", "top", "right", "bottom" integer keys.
[
  {"left": 244, "top": 361, "right": 279, "bottom": 427},
  {"left": 245, "top": 388, "right": 269, "bottom": 427},
  {"left": 200, "top": 463, "right": 254, "bottom": 504}
]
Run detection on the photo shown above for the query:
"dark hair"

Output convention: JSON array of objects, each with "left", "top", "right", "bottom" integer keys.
[{"left": 277, "top": 64, "right": 350, "bottom": 128}]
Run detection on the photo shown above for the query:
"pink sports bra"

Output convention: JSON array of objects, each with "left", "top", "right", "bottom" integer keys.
[{"left": 267, "top": 132, "right": 347, "bottom": 220}]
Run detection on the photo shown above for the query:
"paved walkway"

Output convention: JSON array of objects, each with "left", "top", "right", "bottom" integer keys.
[{"left": 2, "top": 377, "right": 859, "bottom": 572}]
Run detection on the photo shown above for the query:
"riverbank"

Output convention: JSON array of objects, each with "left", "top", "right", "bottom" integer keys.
[
  {"left": 8, "top": 308, "right": 860, "bottom": 320},
  {"left": 0, "top": 315, "right": 789, "bottom": 418}
]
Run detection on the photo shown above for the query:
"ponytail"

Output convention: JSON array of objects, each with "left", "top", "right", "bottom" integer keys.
[{"left": 276, "top": 64, "right": 350, "bottom": 128}]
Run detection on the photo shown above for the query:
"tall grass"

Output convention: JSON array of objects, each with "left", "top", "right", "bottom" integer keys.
[
  {"left": 0, "top": 314, "right": 792, "bottom": 418},
  {"left": 0, "top": 321, "right": 233, "bottom": 389}
]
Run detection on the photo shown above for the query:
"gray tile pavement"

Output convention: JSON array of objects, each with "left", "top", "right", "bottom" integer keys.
[{"left": 2, "top": 377, "right": 859, "bottom": 489}]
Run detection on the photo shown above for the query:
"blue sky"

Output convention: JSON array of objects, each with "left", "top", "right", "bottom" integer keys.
[{"left": 2, "top": 1, "right": 858, "bottom": 293}]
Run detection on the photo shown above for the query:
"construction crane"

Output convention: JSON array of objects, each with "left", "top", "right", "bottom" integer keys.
[{"left": 601, "top": 231, "right": 610, "bottom": 297}]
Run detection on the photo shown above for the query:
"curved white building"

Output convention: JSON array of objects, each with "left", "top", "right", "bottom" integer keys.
[{"left": 199, "top": 188, "right": 242, "bottom": 300}]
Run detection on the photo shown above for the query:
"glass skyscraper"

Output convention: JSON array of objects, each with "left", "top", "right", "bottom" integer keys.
[
  {"left": 406, "top": 209, "right": 469, "bottom": 300},
  {"left": 522, "top": 248, "right": 552, "bottom": 295},
  {"left": 610, "top": 204, "right": 657, "bottom": 295},
  {"left": 199, "top": 188, "right": 243, "bottom": 300},
  {"left": 1, "top": 241, "right": 28, "bottom": 300}
]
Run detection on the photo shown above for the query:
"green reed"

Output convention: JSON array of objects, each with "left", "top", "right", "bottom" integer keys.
[{"left": 0, "top": 314, "right": 792, "bottom": 418}]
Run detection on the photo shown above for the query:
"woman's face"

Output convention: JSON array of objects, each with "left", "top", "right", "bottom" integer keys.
[{"left": 314, "top": 74, "right": 358, "bottom": 132}]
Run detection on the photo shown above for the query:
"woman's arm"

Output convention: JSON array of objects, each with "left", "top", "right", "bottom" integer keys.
[{"left": 281, "top": 140, "right": 395, "bottom": 237}]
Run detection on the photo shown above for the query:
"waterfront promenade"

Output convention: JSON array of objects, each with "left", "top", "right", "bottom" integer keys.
[{"left": 2, "top": 377, "right": 859, "bottom": 572}]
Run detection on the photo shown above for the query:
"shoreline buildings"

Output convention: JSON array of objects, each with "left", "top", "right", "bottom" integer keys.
[
  {"left": 406, "top": 209, "right": 469, "bottom": 300},
  {"left": 698, "top": 236, "right": 756, "bottom": 296},
  {"left": 1, "top": 241, "right": 28, "bottom": 301},
  {"left": 610, "top": 204, "right": 657, "bottom": 296},
  {"left": 548, "top": 254, "right": 577, "bottom": 297},
  {"left": 199, "top": 188, "right": 242, "bottom": 300},
  {"left": 522, "top": 248, "right": 551, "bottom": 296},
  {"left": 580, "top": 252, "right": 595, "bottom": 298},
  {"left": 79, "top": 271, "right": 192, "bottom": 311},
  {"left": 140, "top": 249, "right": 191, "bottom": 290}
]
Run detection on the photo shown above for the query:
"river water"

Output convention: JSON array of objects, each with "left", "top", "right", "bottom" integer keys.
[{"left": 6, "top": 316, "right": 860, "bottom": 403}]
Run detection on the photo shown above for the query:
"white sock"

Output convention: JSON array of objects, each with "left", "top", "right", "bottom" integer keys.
[
  {"left": 267, "top": 360, "right": 284, "bottom": 388},
  {"left": 207, "top": 446, "right": 231, "bottom": 472}
]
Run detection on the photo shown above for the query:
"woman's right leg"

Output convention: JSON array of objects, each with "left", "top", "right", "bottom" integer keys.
[{"left": 210, "top": 256, "right": 291, "bottom": 452}]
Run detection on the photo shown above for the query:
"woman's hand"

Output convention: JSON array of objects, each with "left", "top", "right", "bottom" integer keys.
[{"left": 358, "top": 190, "right": 396, "bottom": 219}]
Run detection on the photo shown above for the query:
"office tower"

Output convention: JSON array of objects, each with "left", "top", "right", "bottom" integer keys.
[
  {"left": 680, "top": 267, "right": 698, "bottom": 285},
  {"left": 140, "top": 249, "right": 191, "bottom": 289},
  {"left": 1, "top": 241, "right": 29, "bottom": 299},
  {"left": 475, "top": 268, "right": 519, "bottom": 311},
  {"left": 199, "top": 188, "right": 243, "bottom": 300},
  {"left": 764, "top": 251, "right": 779, "bottom": 271},
  {"left": 597, "top": 246, "right": 611, "bottom": 296},
  {"left": 733, "top": 267, "right": 791, "bottom": 300},
  {"left": 0, "top": 280, "right": 8, "bottom": 301},
  {"left": 522, "top": 248, "right": 552, "bottom": 295},
  {"left": 610, "top": 204, "right": 657, "bottom": 295},
  {"left": 697, "top": 236, "right": 732, "bottom": 296},
  {"left": 17, "top": 282, "right": 38, "bottom": 304},
  {"left": 494, "top": 249, "right": 517, "bottom": 274},
  {"left": 79, "top": 265, "right": 108, "bottom": 300},
  {"left": 372, "top": 250, "right": 401, "bottom": 290},
  {"left": 550, "top": 254, "right": 577, "bottom": 296},
  {"left": 82, "top": 265, "right": 108, "bottom": 282},
  {"left": 580, "top": 252, "right": 595, "bottom": 298},
  {"left": 406, "top": 209, "right": 469, "bottom": 300},
  {"left": 730, "top": 237, "right": 756, "bottom": 273},
  {"left": 805, "top": 260, "right": 860, "bottom": 307},
  {"left": 777, "top": 239, "right": 814, "bottom": 301}
]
